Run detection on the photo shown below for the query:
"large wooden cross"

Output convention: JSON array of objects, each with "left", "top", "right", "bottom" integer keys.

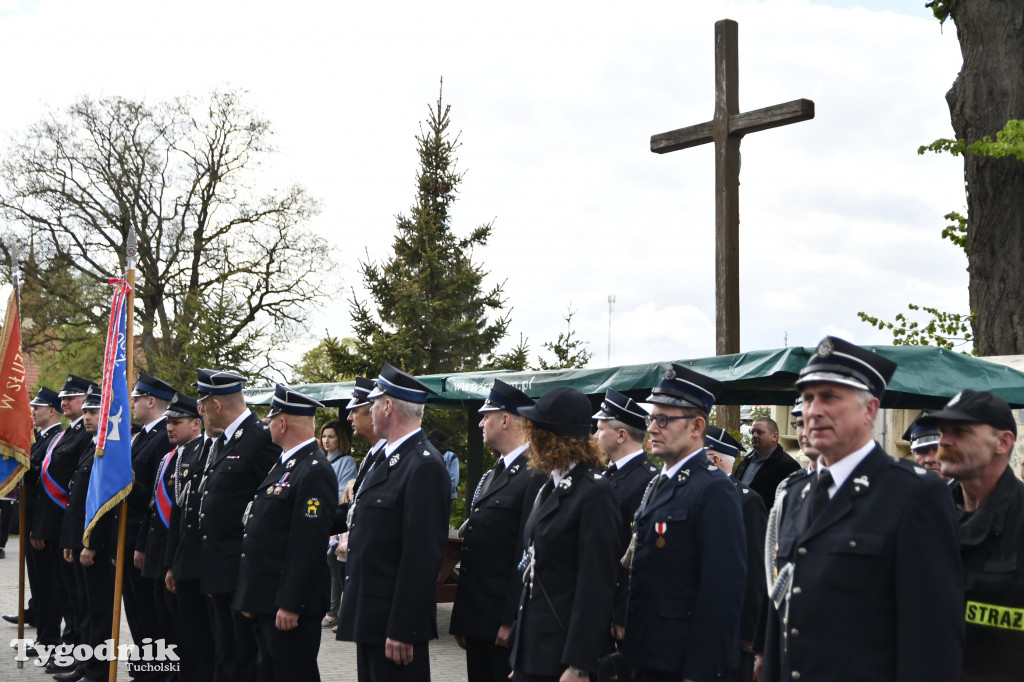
[{"left": 652, "top": 18, "right": 813, "bottom": 430}]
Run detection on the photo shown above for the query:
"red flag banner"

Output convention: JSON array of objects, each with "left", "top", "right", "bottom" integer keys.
[{"left": 0, "top": 290, "right": 31, "bottom": 497}]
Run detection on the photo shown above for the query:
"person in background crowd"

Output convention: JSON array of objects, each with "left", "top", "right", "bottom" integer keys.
[
  {"left": 920, "top": 390, "right": 1024, "bottom": 681},
  {"left": 903, "top": 412, "right": 948, "bottom": 480},
  {"left": 733, "top": 417, "right": 800, "bottom": 507},
  {"left": 321, "top": 419, "right": 355, "bottom": 630},
  {"left": 429, "top": 428, "right": 461, "bottom": 513},
  {"left": 509, "top": 386, "right": 624, "bottom": 682}
]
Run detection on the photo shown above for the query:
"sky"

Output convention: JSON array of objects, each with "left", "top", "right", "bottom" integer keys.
[{"left": 0, "top": 0, "right": 967, "bottom": 373}]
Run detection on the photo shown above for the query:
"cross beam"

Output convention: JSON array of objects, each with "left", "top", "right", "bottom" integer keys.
[{"left": 651, "top": 19, "right": 813, "bottom": 431}]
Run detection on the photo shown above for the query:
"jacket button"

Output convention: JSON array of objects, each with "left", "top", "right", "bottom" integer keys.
[
  {"left": 791, "top": 672, "right": 801, "bottom": 680},
  {"left": 792, "top": 586, "right": 801, "bottom": 595},
  {"left": 376, "top": 498, "right": 382, "bottom": 503},
  {"left": 790, "top": 628, "right": 799, "bottom": 637},
  {"left": 797, "top": 547, "right": 807, "bottom": 556},
  {"left": 241, "top": 553, "right": 245, "bottom": 559},
  {"left": 467, "top": 526, "right": 473, "bottom": 532},
  {"left": 202, "top": 535, "right": 207, "bottom": 540},
  {"left": 474, "top": 507, "right": 480, "bottom": 513},
  {"left": 849, "top": 540, "right": 857, "bottom": 548}
]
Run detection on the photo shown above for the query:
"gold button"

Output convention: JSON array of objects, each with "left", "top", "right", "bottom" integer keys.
[{"left": 797, "top": 547, "right": 807, "bottom": 556}]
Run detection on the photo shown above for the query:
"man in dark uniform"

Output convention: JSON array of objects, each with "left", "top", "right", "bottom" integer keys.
[
  {"left": 235, "top": 385, "right": 337, "bottom": 682},
  {"left": 165, "top": 395, "right": 218, "bottom": 682},
  {"left": 143, "top": 392, "right": 202, "bottom": 677},
  {"left": 732, "top": 417, "right": 800, "bottom": 507},
  {"left": 337, "top": 363, "right": 451, "bottom": 682},
  {"left": 902, "top": 413, "right": 947, "bottom": 479},
  {"left": 58, "top": 387, "right": 115, "bottom": 682},
  {"left": 450, "top": 379, "right": 544, "bottom": 682},
  {"left": 8, "top": 387, "right": 63, "bottom": 646},
  {"left": 705, "top": 425, "right": 767, "bottom": 682},
  {"left": 761, "top": 336, "right": 964, "bottom": 682},
  {"left": 918, "top": 390, "right": 1024, "bottom": 681},
  {"left": 623, "top": 364, "right": 746, "bottom": 682},
  {"left": 119, "top": 372, "right": 176, "bottom": 666},
  {"left": 592, "top": 388, "right": 658, "bottom": 642},
  {"left": 35, "top": 375, "right": 96, "bottom": 673},
  {"left": 196, "top": 368, "right": 280, "bottom": 682}
]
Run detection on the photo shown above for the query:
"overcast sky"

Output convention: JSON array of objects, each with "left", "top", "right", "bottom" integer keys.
[{"left": 0, "top": 0, "right": 967, "bottom": 372}]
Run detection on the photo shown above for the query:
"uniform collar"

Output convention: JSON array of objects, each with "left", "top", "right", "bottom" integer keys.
[
  {"left": 662, "top": 447, "right": 703, "bottom": 479},
  {"left": 501, "top": 442, "right": 529, "bottom": 468},
  {"left": 222, "top": 409, "right": 252, "bottom": 442},
  {"left": 280, "top": 437, "right": 317, "bottom": 464}
]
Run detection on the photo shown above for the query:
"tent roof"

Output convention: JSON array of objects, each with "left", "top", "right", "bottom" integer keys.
[{"left": 244, "top": 345, "right": 1024, "bottom": 410}]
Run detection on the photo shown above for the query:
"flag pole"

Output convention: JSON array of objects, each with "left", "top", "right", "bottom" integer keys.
[
  {"left": 9, "top": 248, "right": 26, "bottom": 668},
  {"left": 108, "top": 230, "right": 136, "bottom": 682}
]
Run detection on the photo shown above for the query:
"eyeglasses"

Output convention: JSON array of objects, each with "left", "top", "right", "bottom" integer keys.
[{"left": 645, "top": 414, "right": 697, "bottom": 429}]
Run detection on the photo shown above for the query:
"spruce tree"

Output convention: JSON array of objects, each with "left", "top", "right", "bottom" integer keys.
[{"left": 348, "top": 82, "right": 509, "bottom": 376}]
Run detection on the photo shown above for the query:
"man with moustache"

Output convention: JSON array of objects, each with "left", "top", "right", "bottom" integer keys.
[
  {"left": 166, "top": 394, "right": 218, "bottom": 682},
  {"left": 5, "top": 387, "right": 64, "bottom": 646},
  {"left": 761, "top": 337, "right": 963, "bottom": 682},
  {"left": 918, "top": 391, "right": 1024, "bottom": 681},
  {"left": 450, "top": 379, "right": 544, "bottom": 682},
  {"left": 35, "top": 375, "right": 96, "bottom": 674}
]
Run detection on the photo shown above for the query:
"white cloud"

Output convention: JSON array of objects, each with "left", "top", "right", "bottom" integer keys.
[{"left": 0, "top": 0, "right": 966, "bottom": 370}]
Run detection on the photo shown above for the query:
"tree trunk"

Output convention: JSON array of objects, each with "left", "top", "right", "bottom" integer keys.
[{"left": 947, "top": 0, "right": 1024, "bottom": 355}]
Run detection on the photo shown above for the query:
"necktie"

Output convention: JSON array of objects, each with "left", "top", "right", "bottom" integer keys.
[
  {"left": 604, "top": 462, "right": 618, "bottom": 478},
  {"left": 808, "top": 469, "right": 834, "bottom": 518},
  {"left": 481, "top": 458, "right": 506, "bottom": 497}
]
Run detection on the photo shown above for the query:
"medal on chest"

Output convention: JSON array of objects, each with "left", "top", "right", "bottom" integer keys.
[
  {"left": 655, "top": 522, "right": 667, "bottom": 548},
  {"left": 267, "top": 471, "right": 291, "bottom": 496}
]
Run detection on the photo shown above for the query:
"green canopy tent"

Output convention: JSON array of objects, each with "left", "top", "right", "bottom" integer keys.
[{"left": 245, "top": 345, "right": 1024, "bottom": 493}]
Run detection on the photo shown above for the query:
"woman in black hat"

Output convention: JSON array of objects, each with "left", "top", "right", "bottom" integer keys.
[{"left": 510, "top": 387, "right": 625, "bottom": 682}]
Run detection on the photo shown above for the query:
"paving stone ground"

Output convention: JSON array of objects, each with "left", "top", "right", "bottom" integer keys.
[{"left": 0, "top": 538, "right": 470, "bottom": 681}]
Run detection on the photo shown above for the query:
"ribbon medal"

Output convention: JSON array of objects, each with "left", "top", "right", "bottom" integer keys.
[{"left": 655, "top": 522, "right": 667, "bottom": 548}]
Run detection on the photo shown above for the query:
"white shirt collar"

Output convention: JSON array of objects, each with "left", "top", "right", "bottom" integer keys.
[
  {"left": 384, "top": 428, "right": 421, "bottom": 457},
  {"left": 551, "top": 460, "right": 579, "bottom": 485},
  {"left": 280, "top": 437, "right": 317, "bottom": 464},
  {"left": 662, "top": 447, "right": 704, "bottom": 479},
  {"left": 369, "top": 438, "right": 387, "bottom": 455},
  {"left": 501, "top": 442, "right": 530, "bottom": 468},
  {"left": 613, "top": 449, "right": 645, "bottom": 469},
  {"left": 69, "top": 415, "right": 84, "bottom": 428},
  {"left": 822, "top": 439, "right": 876, "bottom": 498},
  {"left": 222, "top": 409, "right": 252, "bottom": 442},
  {"left": 144, "top": 416, "right": 166, "bottom": 433}
]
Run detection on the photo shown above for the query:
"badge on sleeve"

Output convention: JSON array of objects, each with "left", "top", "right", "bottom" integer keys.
[{"left": 304, "top": 498, "right": 321, "bottom": 518}]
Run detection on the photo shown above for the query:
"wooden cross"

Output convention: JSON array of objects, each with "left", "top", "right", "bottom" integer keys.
[{"left": 651, "top": 19, "right": 813, "bottom": 429}]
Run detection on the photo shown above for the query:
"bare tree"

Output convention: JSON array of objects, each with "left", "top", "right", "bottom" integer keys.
[{"left": 0, "top": 89, "right": 330, "bottom": 388}]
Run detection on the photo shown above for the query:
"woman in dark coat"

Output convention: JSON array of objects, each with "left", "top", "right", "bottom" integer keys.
[{"left": 510, "top": 387, "right": 625, "bottom": 682}]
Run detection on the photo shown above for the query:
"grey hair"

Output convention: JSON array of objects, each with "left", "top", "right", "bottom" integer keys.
[{"left": 393, "top": 398, "right": 425, "bottom": 420}]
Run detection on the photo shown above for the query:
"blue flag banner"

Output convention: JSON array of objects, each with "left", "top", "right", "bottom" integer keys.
[{"left": 83, "top": 278, "right": 134, "bottom": 547}]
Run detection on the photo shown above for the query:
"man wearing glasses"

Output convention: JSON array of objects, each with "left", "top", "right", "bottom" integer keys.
[{"left": 623, "top": 364, "right": 746, "bottom": 682}]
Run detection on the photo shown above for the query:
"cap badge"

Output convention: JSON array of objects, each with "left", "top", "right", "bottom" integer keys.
[
  {"left": 816, "top": 337, "right": 834, "bottom": 358},
  {"left": 664, "top": 368, "right": 677, "bottom": 381}
]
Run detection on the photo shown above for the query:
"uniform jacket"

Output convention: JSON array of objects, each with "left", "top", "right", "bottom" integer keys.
[
  {"left": 199, "top": 412, "right": 281, "bottom": 594},
  {"left": 450, "top": 450, "right": 546, "bottom": 638},
  {"left": 234, "top": 441, "right": 337, "bottom": 615},
  {"left": 60, "top": 439, "right": 110, "bottom": 552},
  {"left": 165, "top": 435, "right": 208, "bottom": 582},
  {"left": 733, "top": 444, "right": 801, "bottom": 507},
  {"left": 606, "top": 452, "right": 659, "bottom": 625},
  {"left": 337, "top": 429, "right": 450, "bottom": 645},
  {"left": 956, "top": 465, "right": 1024, "bottom": 681},
  {"left": 510, "top": 463, "right": 624, "bottom": 677},
  {"left": 623, "top": 450, "right": 746, "bottom": 681},
  {"left": 121, "top": 418, "right": 171, "bottom": 554},
  {"left": 762, "top": 444, "right": 964, "bottom": 682},
  {"left": 25, "top": 424, "right": 62, "bottom": 532},
  {"left": 34, "top": 418, "right": 90, "bottom": 541},
  {"left": 142, "top": 446, "right": 177, "bottom": 579},
  {"left": 735, "top": 481, "right": 767, "bottom": 644}
]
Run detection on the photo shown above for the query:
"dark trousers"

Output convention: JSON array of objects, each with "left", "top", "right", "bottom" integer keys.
[
  {"left": 253, "top": 612, "right": 321, "bottom": 682},
  {"left": 56, "top": 546, "right": 85, "bottom": 647},
  {"left": 729, "top": 650, "right": 754, "bottom": 682},
  {"left": 356, "top": 642, "right": 431, "bottom": 682},
  {"left": 75, "top": 548, "right": 114, "bottom": 680},
  {"left": 29, "top": 542, "right": 62, "bottom": 645},
  {"left": 174, "top": 579, "right": 214, "bottom": 682},
  {"left": 466, "top": 636, "right": 512, "bottom": 682},
  {"left": 208, "top": 591, "right": 262, "bottom": 682},
  {"left": 0, "top": 499, "right": 13, "bottom": 548},
  {"left": 327, "top": 553, "right": 343, "bottom": 619}
]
